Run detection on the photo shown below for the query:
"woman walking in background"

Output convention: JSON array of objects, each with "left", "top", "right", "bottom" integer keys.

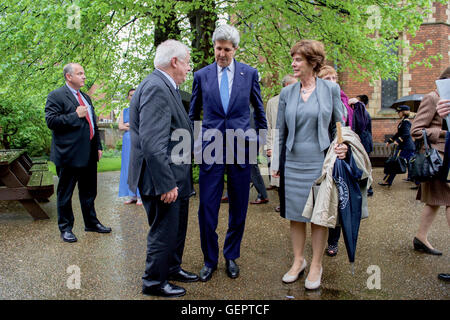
[
  {"left": 410, "top": 67, "right": 450, "bottom": 256},
  {"left": 379, "top": 105, "right": 415, "bottom": 187}
]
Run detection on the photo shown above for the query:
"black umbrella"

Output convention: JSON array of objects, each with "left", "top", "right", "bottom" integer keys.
[
  {"left": 390, "top": 94, "right": 424, "bottom": 113},
  {"left": 332, "top": 147, "right": 363, "bottom": 274}
]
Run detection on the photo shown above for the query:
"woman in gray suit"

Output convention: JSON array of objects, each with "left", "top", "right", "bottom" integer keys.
[{"left": 272, "top": 40, "right": 347, "bottom": 290}]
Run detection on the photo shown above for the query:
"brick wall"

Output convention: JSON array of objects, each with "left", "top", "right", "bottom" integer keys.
[{"left": 340, "top": 1, "right": 449, "bottom": 143}]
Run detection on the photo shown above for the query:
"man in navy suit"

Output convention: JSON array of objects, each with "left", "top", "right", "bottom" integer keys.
[{"left": 189, "top": 24, "right": 267, "bottom": 281}]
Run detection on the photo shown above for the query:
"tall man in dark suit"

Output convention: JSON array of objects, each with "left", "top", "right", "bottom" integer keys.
[
  {"left": 45, "top": 63, "right": 112, "bottom": 243},
  {"left": 128, "top": 40, "right": 198, "bottom": 298},
  {"left": 189, "top": 24, "right": 267, "bottom": 281}
]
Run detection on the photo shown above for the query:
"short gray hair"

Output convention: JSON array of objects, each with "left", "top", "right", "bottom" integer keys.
[
  {"left": 212, "top": 24, "right": 240, "bottom": 48},
  {"left": 282, "top": 74, "right": 296, "bottom": 87},
  {"left": 154, "top": 40, "right": 190, "bottom": 69},
  {"left": 63, "top": 63, "right": 77, "bottom": 80}
]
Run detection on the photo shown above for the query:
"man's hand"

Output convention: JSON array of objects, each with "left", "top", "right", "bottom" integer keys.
[
  {"left": 334, "top": 143, "right": 348, "bottom": 160},
  {"left": 436, "top": 99, "right": 450, "bottom": 119},
  {"left": 98, "top": 150, "right": 103, "bottom": 160},
  {"left": 76, "top": 106, "right": 88, "bottom": 118},
  {"left": 266, "top": 149, "right": 272, "bottom": 157},
  {"left": 161, "top": 187, "right": 178, "bottom": 204},
  {"left": 272, "top": 170, "right": 280, "bottom": 178}
]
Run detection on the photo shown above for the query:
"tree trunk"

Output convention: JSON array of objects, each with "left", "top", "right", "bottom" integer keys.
[{"left": 188, "top": 0, "right": 217, "bottom": 71}]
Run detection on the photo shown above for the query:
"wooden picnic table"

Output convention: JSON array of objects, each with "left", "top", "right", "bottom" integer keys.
[{"left": 0, "top": 149, "right": 54, "bottom": 220}]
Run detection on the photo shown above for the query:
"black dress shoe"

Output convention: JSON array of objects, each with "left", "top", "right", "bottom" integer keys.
[
  {"left": 61, "top": 231, "right": 77, "bottom": 243},
  {"left": 199, "top": 265, "right": 217, "bottom": 282},
  {"left": 378, "top": 182, "right": 391, "bottom": 186},
  {"left": 225, "top": 259, "right": 239, "bottom": 279},
  {"left": 438, "top": 273, "right": 450, "bottom": 282},
  {"left": 169, "top": 269, "right": 199, "bottom": 283},
  {"left": 142, "top": 282, "right": 186, "bottom": 298},
  {"left": 85, "top": 223, "right": 112, "bottom": 233},
  {"left": 413, "top": 237, "right": 442, "bottom": 255}
]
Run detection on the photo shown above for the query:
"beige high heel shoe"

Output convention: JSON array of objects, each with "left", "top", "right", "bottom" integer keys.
[
  {"left": 282, "top": 259, "right": 307, "bottom": 284},
  {"left": 305, "top": 267, "right": 323, "bottom": 290}
]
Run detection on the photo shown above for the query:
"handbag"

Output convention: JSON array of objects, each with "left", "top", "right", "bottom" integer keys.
[
  {"left": 408, "top": 129, "right": 443, "bottom": 182},
  {"left": 383, "top": 145, "right": 407, "bottom": 175}
]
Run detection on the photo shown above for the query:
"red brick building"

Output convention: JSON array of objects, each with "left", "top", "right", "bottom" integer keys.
[{"left": 340, "top": 1, "right": 450, "bottom": 143}]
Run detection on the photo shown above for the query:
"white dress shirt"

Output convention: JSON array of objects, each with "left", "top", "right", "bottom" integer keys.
[{"left": 217, "top": 60, "right": 234, "bottom": 97}]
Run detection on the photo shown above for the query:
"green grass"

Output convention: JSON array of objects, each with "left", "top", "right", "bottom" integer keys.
[{"left": 48, "top": 157, "right": 121, "bottom": 174}]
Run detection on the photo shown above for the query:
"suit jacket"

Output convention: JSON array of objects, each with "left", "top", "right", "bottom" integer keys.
[
  {"left": 45, "top": 84, "right": 102, "bottom": 167},
  {"left": 389, "top": 117, "right": 415, "bottom": 153},
  {"left": 189, "top": 60, "right": 267, "bottom": 169},
  {"left": 128, "top": 69, "right": 193, "bottom": 199},
  {"left": 271, "top": 78, "right": 343, "bottom": 172},
  {"left": 411, "top": 90, "right": 446, "bottom": 157}
]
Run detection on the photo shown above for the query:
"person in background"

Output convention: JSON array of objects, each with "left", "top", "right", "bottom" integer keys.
[
  {"left": 410, "top": 66, "right": 450, "bottom": 259},
  {"left": 118, "top": 88, "right": 142, "bottom": 205},
  {"left": 317, "top": 66, "right": 352, "bottom": 127},
  {"left": 435, "top": 94, "right": 450, "bottom": 282},
  {"left": 378, "top": 105, "right": 415, "bottom": 187},
  {"left": 272, "top": 40, "right": 347, "bottom": 290},
  {"left": 317, "top": 66, "right": 357, "bottom": 257},
  {"left": 266, "top": 74, "right": 297, "bottom": 212},
  {"left": 45, "top": 63, "right": 112, "bottom": 243},
  {"left": 349, "top": 94, "right": 373, "bottom": 196},
  {"left": 249, "top": 104, "right": 269, "bottom": 205}
]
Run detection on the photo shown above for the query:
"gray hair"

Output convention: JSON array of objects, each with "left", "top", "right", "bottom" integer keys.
[
  {"left": 154, "top": 40, "right": 190, "bottom": 69},
  {"left": 63, "top": 63, "right": 77, "bottom": 80},
  {"left": 282, "top": 74, "right": 297, "bottom": 87},
  {"left": 212, "top": 24, "right": 240, "bottom": 48}
]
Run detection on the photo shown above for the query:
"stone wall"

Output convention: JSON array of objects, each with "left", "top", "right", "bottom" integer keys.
[{"left": 98, "top": 123, "right": 123, "bottom": 149}]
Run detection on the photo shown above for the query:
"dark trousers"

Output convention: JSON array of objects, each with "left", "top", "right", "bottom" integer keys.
[
  {"left": 56, "top": 159, "right": 100, "bottom": 232},
  {"left": 198, "top": 164, "right": 251, "bottom": 268},
  {"left": 141, "top": 195, "right": 189, "bottom": 288},
  {"left": 328, "top": 226, "right": 341, "bottom": 246},
  {"left": 250, "top": 164, "right": 268, "bottom": 199}
]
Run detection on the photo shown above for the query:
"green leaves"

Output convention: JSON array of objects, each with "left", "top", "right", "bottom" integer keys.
[{"left": 0, "top": 0, "right": 446, "bottom": 153}]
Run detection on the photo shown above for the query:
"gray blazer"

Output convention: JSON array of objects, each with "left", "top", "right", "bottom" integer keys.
[
  {"left": 128, "top": 69, "right": 193, "bottom": 198},
  {"left": 276, "top": 78, "right": 343, "bottom": 157}
]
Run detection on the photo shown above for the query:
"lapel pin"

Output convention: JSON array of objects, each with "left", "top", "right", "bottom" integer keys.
[{"left": 240, "top": 72, "right": 244, "bottom": 76}]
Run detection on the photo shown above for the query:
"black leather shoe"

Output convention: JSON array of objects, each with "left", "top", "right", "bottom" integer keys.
[
  {"left": 142, "top": 282, "right": 186, "bottom": 298},
  {"left": 438, "top": 273, "right": 450, "bottom": 282},
  {"left": 378, "top": 182, "right": 391, "bottom": 186},
  {"left": 85, "top": 223, "right": 112, "bottom": 233},
  {"left": 61, "top": 231, "right": 77, "bottom": 243},
  {"left": 199, "top": 265, "right": 217, "bottom": 282},
  {"left": 413, "top": 237, "right": 442, "bottom": 255},
  {"left": 225, "top": 259, "right": 239, "bottom": 279},
  {"left": 169, "top": 269, "right": 199, "bottom": 283}
]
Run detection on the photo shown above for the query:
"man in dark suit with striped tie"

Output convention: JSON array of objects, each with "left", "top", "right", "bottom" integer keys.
[{"left": 45, "top": 63, "right": 111, "bottom": 243}]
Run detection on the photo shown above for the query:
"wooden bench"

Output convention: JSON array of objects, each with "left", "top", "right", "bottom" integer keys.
[
  {"left": 369, "top": 142, "right": 391, "bottom": 167},
  {"left": 0, "top": 149, "right": 54, "bottom": 220}
]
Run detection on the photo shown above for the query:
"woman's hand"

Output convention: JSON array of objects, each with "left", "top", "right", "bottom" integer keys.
[
  {"left": 436, "top": 99, "right": 450, "bottom": 118},
  {"left": 272, "top": 170, "right": 280, "bottom": 178},
  {"left": 334, "top": 143, "right": 348, "bottom": 160}
]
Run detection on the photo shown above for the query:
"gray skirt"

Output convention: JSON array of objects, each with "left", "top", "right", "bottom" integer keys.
[{"left": 284, "top": 148, "right": 324, "bottom": 222}]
